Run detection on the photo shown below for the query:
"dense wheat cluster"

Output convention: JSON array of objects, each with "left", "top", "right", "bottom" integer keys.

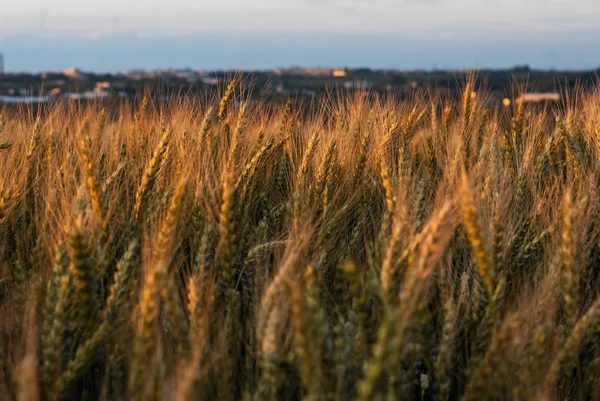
[{"left": 2, "top": 77, "right": 600, "bottom": 401}]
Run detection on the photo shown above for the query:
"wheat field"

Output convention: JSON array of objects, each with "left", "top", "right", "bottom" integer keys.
[{"left": 1, "top": 77, "right": 600, "bottom": 401}]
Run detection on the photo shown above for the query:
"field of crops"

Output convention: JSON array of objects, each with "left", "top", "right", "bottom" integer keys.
[{"left": 1, "top": 77, "right": 600, "bottom": 400}]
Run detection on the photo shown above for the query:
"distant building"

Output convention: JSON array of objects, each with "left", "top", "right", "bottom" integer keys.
[
  {"left": 274, "top": 67, "right": 334, "bottom": 77},
  {"left": 173, "top": 69, "right": 201, "bottom": 83},
  {"left": 127, "top": 70, "right": 149, "bottom": 80},
  {"left": 273, "top": 67, "right": 353, "bottom": 78},
  {"left": 201, "top": 77, "right": 220, "bottom": 86},
  {"left": 94, "top": 81, "right": 111, "bottom": 93},
  {"left": 63, "top": 67, "right": 86, "bottom": 80},
  {"left": 302, "top": 68, "right": 332, "bottom": 76},
  {"left": 517, "top": 93, "right": 561, "bottom": 103}
]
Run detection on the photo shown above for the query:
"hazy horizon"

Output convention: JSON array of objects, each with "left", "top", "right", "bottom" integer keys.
[
  {"left": 1, "top": 0, "right": 599, "bottom": 73},
  {"left": 1, "top": 30, "right": 600, "bottom": 74}
]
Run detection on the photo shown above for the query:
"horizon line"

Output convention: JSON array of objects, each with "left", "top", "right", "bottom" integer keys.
[{"left": 2, "top": 65, "right": 600, "bottom": 75}]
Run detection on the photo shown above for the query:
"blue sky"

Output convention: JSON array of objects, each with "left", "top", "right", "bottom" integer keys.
[{"left": 0, "top": 0, "right": 599, "bottom": 72}]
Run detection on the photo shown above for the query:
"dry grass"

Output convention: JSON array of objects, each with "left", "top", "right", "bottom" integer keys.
[{"left": 1, "top": 78, "right": 600, "bottom": 401}]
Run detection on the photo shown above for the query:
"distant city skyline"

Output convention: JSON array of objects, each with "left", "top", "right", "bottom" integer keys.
[{"left": 0, "top": 0, "right": 599, "bottom": 72}]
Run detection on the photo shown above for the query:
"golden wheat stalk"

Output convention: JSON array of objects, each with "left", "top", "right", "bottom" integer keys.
[
  {"left": 459, "top": 168, "right": 495, "bottom": 298},
  {"left": 218, "top": 78, "right": 238, "bottom": 121},
  {"left": 77, "top": 124, "right": 106, "bottom": 230},
  {"left": 133, "top": 126, "right": 170, "bottom": 223}
]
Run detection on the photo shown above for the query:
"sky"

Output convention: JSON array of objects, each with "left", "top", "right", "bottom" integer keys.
[{"left": 0, "top": 0, "right": 599, "bottom": 72}]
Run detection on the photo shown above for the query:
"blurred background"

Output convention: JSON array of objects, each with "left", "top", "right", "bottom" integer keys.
[{"left": 0, "top": 0, "right": 599, "bottom": 101}]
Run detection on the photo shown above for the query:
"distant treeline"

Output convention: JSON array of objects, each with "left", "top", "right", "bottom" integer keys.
[{"left": 0, "top": 66, "right": 598, "bottom": 100}]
